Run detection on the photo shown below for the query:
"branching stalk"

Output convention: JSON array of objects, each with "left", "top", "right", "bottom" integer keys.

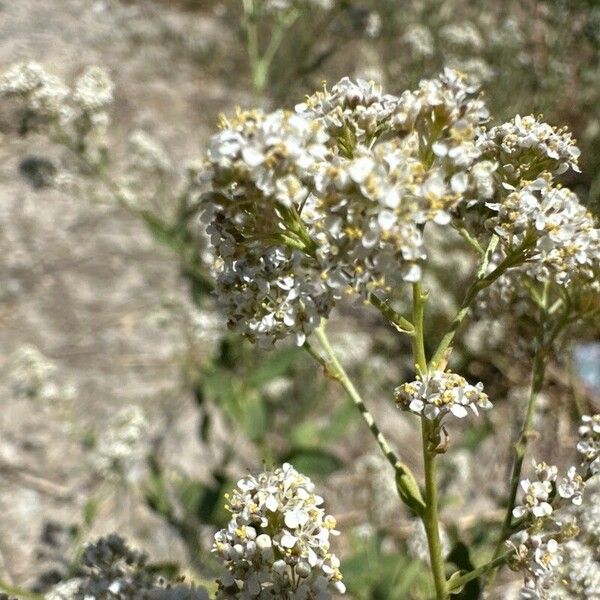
[
  {"left": 447, "top": 551, "right": 514, "bottom": 592},
  {"left": 430, "top": 235, "right": 532, "bottom": 368},
  {"left": 308, "top": 326, "right": 415, "bottom": 480},
  {"left": 486, "top": 300, "right": 572, "bottom": 587}
]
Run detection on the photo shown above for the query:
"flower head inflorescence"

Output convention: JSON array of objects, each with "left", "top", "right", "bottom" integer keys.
[
  {"left": 509, "top": 456, "right": 590, "bottom": 598},
  {"left": 212, "top": 463, "right": 345, "bottom": 598},
  {"left": 394, "top": 370, "right": 491, "bottom": 421},
  {"left": 49, "top": 534, "right": 210, "bottom": 600},
  {"left": 508, "top": 531, "right": 563, "bottom": 599},
  {"left": 203, "top": 70, "right": 503, "bottom": 345},
  {"left": 0, "top": 62, "right": 114, "bottom": 156},
  {"left": 479, "top": 114, "right": 581, "bottom": 180},
  {"left": 202, "top": 109, "right": 334, "bottom": 346},
  {"left": 198, "top": 68, "right": 595, "bottom": 346},
  {"left": 577, "top": 414, "right": 600, "bottom": 475},
  {"left": 486, "top": 174, "right": 600, "bottom": 286},
  {"left": 0, "top": 61, "right": 70, "bottom": 123}
]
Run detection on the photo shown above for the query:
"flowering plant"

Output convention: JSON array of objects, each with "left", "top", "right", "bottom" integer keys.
[
  {"left": 2, "top": 57, "right": 600, "bottom": 599},
  {"left": 199, "top": 69, "right": 600, "bottom": 598}
]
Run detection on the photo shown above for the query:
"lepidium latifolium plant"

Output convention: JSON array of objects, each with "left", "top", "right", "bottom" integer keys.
[
  {"left": 2, "top": 58, "right": 600, "bottom": 598},
  {"left": 199, "top": 70, "right": 600, "bottom": 598}
]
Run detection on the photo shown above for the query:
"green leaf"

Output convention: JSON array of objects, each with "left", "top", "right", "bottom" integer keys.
[
  {"left": 139, "top": 211, "right": 184, "bottom": 253},
  {"left": 447, "top": 570, "right": 467, "bottom": 595},
  {"left": 247, "top": 346, "right": 301, "bottom": 388},
  {"left": 395, "top": 468, "right": 426, "bottom": 517}
]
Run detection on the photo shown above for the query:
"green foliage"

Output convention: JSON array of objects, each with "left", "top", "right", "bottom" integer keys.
[{"left": 343, "top": 532, "right": 432, "bottom": 599}]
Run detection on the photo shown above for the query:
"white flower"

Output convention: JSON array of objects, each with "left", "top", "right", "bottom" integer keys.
[
  {"left": 403, "top": 25, "right": 434, "bottom": 57},
  {"left": 508, "top": 531, "right": 563, "bottom": 599},
  {"left": 513, "top": 461, "right": 558, "bottom": 520},
  {"left": 72, "top": 66, "right": 114, "bottom": 113},
  {"left": 394, "top": 370, "right": 491, "bottom": 421},
  {"left": 557, "top": 466, "right": 584, "bottom": 506},
  {"left": 50, "top": 535, "right": 210, "bottom": 599},
  {"left": 93, "top": 405, "right": 149, "bottom": 478},
  {"left": 577, "top": 414, "right": 600, "bottom": 474},
  {"left": 486, "top": 174, "right": 600, "bottom": 286},
  {"left": 213, "top": 463, "right": 345, "bottom": 598},
  {"left": 479, "top": 114, "right": 581, "bottom": 179},
  {"left": 0, "top": 61, "right": 70, "bottom": 121}
]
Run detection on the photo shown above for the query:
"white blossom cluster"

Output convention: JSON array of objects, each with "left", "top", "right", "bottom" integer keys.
[
  {"left": 0, "top": 61, "right": 70, "bottom": 122},
  {"left": 486, "top": 175, "right": 600, "bottom": 287},
  {"left": 0, "top": 62, "right": 113, "bottom": 153},
  {"left": 478, "top": 114, "right": 581, "bottom": 180},
  {"left": 544, "top": 475, "right": 600, "bottom": 599},
  {"left": 548, "top": 539, "right": 600, "bottom": 599},
  {"left": 6, "top": 344, "right": 75, "bottom": 403},
  {"left": 92, "top": 405, "right": 150, "bottom": 479},
  {"left": 394, "top": 370, "right": 491, "bottom": 421},
  {"left": 513, "top": 461, "right": 584, "bottom": 520},
  {"left": 203, "top": 70, "right": 497, "bottom": 344},
  {"left": 212, "top": 463, "right": 345, "bottom": 598},
  {"left": 199, "top": 68, "right": 597, "bottom": 346},
  {"left": 577, "top": 414, "right": 600, "bottom": 475},
  {"left": 509, "top": 458, "right": 590, "bottom": 598},
  {"left": 202, "top": 109, "right": 334, "bottom": 346},
  {"left": 46, "top": 534, "right": 209, "bottom": 600},
  {"left": 509, "top": 532, "right": 564, "bottom": 600}
]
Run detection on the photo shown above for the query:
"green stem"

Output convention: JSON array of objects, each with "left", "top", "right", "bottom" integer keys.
[
  {"left": 486, "top": 347, "right": 547, "bottom": 589},
  {"left": 412, "top": 282, "right": 448, "bottom": 600},
  {"left": 241, "top": 0, "right": 261, "bottom": 92},
  {"left": 422, "top": 420, "right": 448, "bottom": 600},
  {"left": 369, "top": 294, "right": 415, "bottom": 334},
  {"left": 486, "top": 296, "right": 575, "bottom": 591},
  {"left": 309, "top": 327, "right": 414, "bottom": 478},
  {"left": 447, "top": 551, "right": 514, "bottom": 592},
  {"left": 255, "top": 10, "right": 299, "bottom": 91},
  {"left": 430, "top": 235, "right": 532, "bottom": 369},
  {"left": 412, "top": 282, "right": 427, "bottom": 372}
]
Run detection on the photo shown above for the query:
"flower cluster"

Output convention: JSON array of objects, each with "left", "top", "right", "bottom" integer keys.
[
  {"left": 6, "top": 344, "right": 75, "bottom": 403},
  {"left": 549, "top": 539, "right": 600, "bottom": 599},
  {"left": 0, "top": 62, "right": 113, "bottom": 156},
  {"left": 47, "top": 534, "right": 209, "bottom": 600},
  {"left": 203, "top": 70, "right": 500, "bottom": 345},
  {"left": 0, "top": 61, "right": 70, "bottom": 123},
  {"left": 486, "top": 175, "right": 600, "bottom": 286},
  {"left": 394, "top": 370, "right": 491, "bottom": 421},
  {"left": 509, "top": 531, "right": 564, "bottom": 599},
  {"left": 202, "top": 67, "right": 597, "bottom": 347},
  {"left": 202, "top": 109, "right": 334, "bottom": 346},
  {"left": 512, "top": 461, "right": 584, "bottom": 521},
  {"left": 478, "top": 114, "right": 581, "bottom": 180},
  {"left": 577, "top": 414, "right": 600, "bottom": 475},
  {"left": 212, "top": 463, "right": 345, "bottom": 598},
  {"left": 92, "top": 405, "right": 150, "bottom": 479},
  {"left": 509, "top": 458, "right": 589, "bottom": 598}
]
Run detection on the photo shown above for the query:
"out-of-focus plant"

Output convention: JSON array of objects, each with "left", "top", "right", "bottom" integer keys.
[
  {"left": 238, "top": 0, "right": 333, "bottom": 94},
  {"left": 0, "top": 61, "right": 356, "bottom": 590}
]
